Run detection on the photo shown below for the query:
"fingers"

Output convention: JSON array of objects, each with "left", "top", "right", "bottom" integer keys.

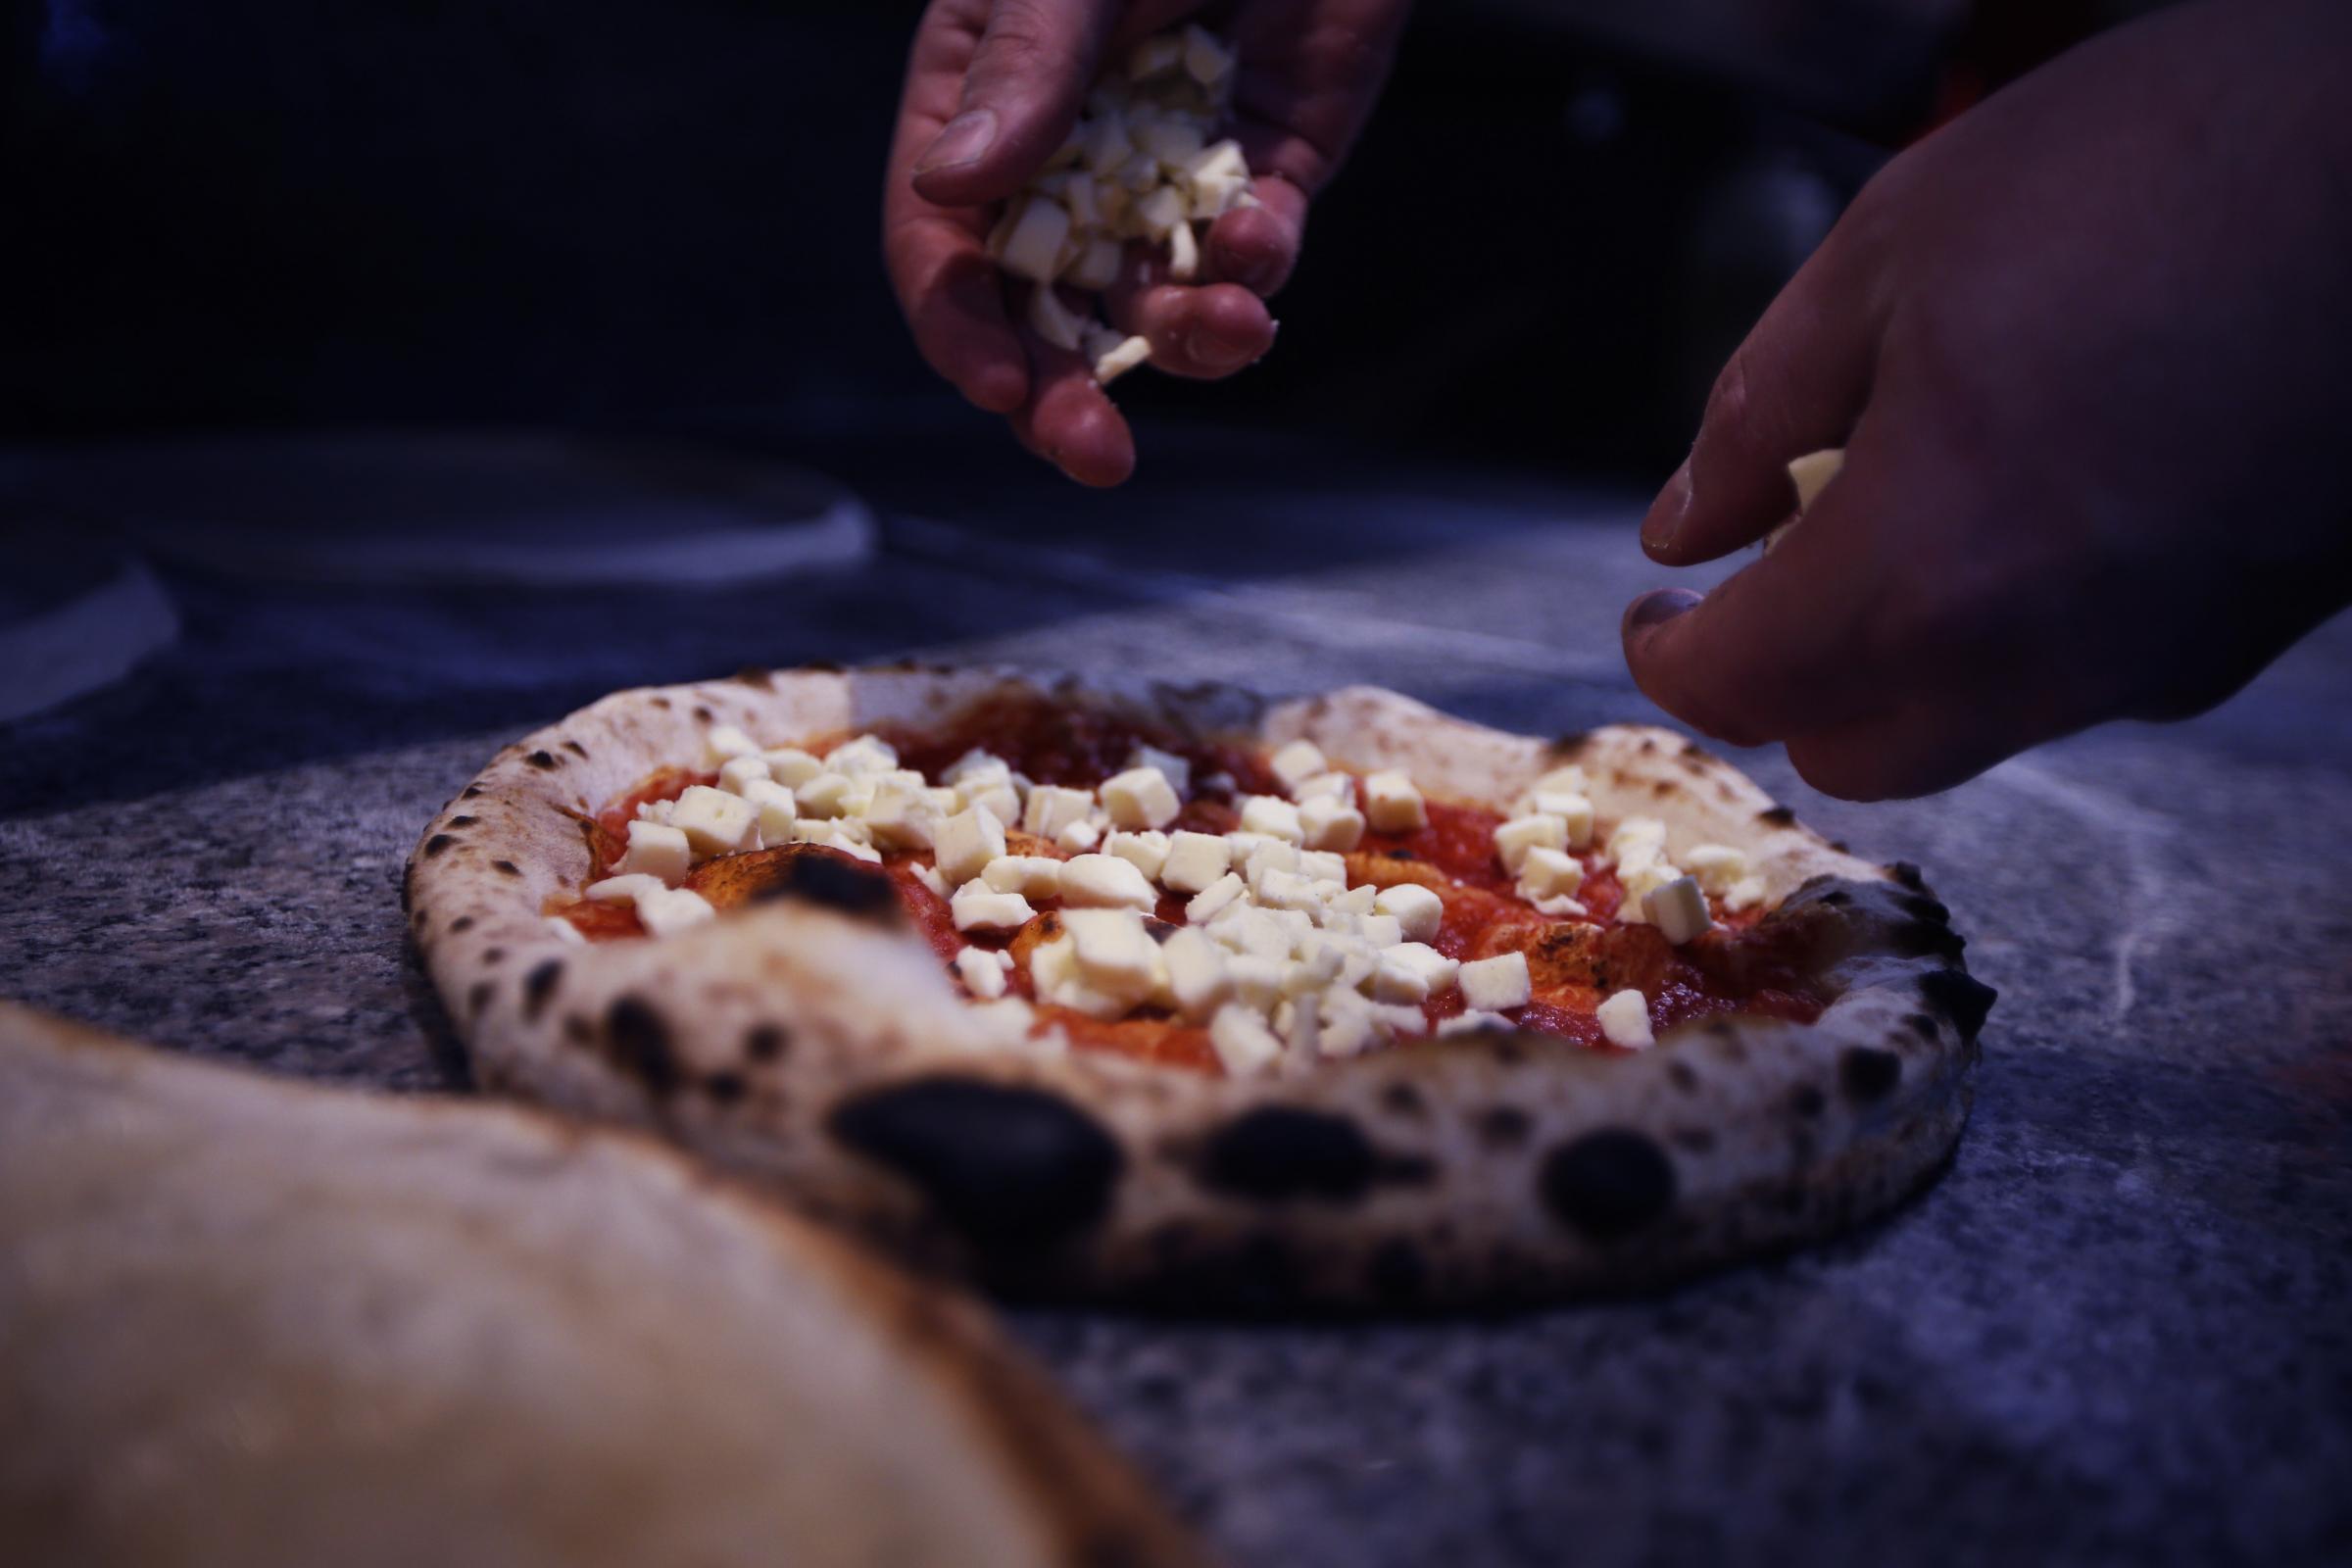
[
  {"left": 1205, "top": 170, "right": 1306, "bottom": 297},
  {"left": 1621, "top": 427, "right": 1906, "bottom": 750},
  {"left": 1640, "top": 224, "right": 1885, "bottom": 566},
  {"left": 910, "top": 0, "right": 1118, "bottom": 209},
  {"left": 1007, "top": 328, "right": 1136, "bottom": 487},
  {"left": 1102, "top": 249, "right": 1276, "bottom": 379},
  {"left": 882, "top": 208, "right": 1031, "bottom": 414}
]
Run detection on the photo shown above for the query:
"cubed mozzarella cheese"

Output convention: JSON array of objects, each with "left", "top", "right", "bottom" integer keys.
[
  {"left": 1186, "top": 871, "right": 1247, "bottom": 923},
  {"left": 1091, "top": 332, "right": 1152, "bottom": 384},
  {"left": 671, "top": 785, "right": 757, "bottom": 857},
  {"left": 1062, "top": 907, "right": 1160, "bottom": 994},
  {"left": 1159, "top": 830, "right": 1231, "bottom": 893},
  {"left": 934, "top": 804, "right": 1007, "bottom": 887},
  {"left": 1531, "top": 763, "right": 1589, "bottom": 797},
  {"left": 795, "top": 772, "right": 864, "bottom": 820},
  {"left": 974, "top": 855, "right": 1054, "bottom": 899},
  {"left": 1531, "top": 894, "right": 1588, "bottom": 918},
  {"left": 1028, "top": 280, "right": 1087, "bottom": 351},
  {"left": 998, "top": 197, "right": 1073, "bottom": 284},
  {"left": 912, "top": 863, "right": 950, "bottom": 899},
  {"left": 586, "top": 872, "right": 666, "bottom": 904},
  {"left": 1028, "top": 936, "right": 1131, "bottom": 1020},
  {"left": 1055, "top": 817, "right": 1102, "bottom": 853},
  {"left": 1161, "top": 927, "right": 1232, "bottom": 1021},
  {"left": 1617, "top": 860, "right": 1682, "bottom": 924},
  {"left": 1516, "top": 846, "right": 1585, "bottom": 901},
  {"left": 636, "top": 886, "right": 716, "bottom": 938},
  {"left": 1298, "top": 850, "right": 1348, "bottom": 886},
  {"left": 1596, "top": 989, "right": 1654, "bottom": 1049},
  {"left": 1298, "top": 796, "right": 1366, "bottom": 852},
  {"left": 1253, "top": 868, "right": 1325, "bottom": 913},
  {"left": 1102, "top": 765, "right": 1181, "bottom": 830},
  {"left": 1372, "top": 942, "right": 1459, "bottom": 1004},
  {"left": 1351, "top": 913, "right": 1404, "bottom": 950},
  {"left": 1058, "top": 853, "right": 1159, "bottom": 909},
  {"left": 736, "top": 777, "right": 798, "bottom": 842},
  {"left": 1166, "top": 221, "right": 1200, "bottom": 281},
  {"left": 1725, "top": 875, "right": 1769, "bottom": 913},
  {"left": 761, "top": 748, "right": 824, "bottom": 787},
  {"left": 1788, "top": 447, "right": 1844, "bottom": 513},
  {"left": 1643, "top": 875, "right": 1713, "bottom": 945},
  {"left": 1324, "top": 883, "right": 1376, "bottom": 918},
  {"left": 1268, "top": 739, "right": 1327, "bottom": 794},
  {"left": 703, "top": 723, "right": 760, "bottom": 765},
  {"left": 942, "top": 750, "right": 1008, "bottom": 787},
  {"left": 1458, "top": 952, "right": 1532, "bottom": 1011},
  {"left": 1494, "top": 813, "right": 1567, "bottom": 873},
  {"left": 1540, "top": 792, "right": 1595, "bottom": 849},
  {"left": 1363, "top": 770, "right": 1426, "bottom": 832},
  {"left": 955, "top": 947, "right": 1008, "bottom": 999},
  {"left": 1685, "top": 844, "right": 1749, "bottom": 896},
  {"left": 824, "top": 735, "right": 898, "bottom": 777},
  {"left": 862, "top": 775, "right": 941, "bottom": 851},
  {"left": 1291, "top": 771, "right": 1354, "bottom": 803},
  {"left": 616, "top": 819, "right": 693, "bottom": 884},
  {"left": 1105, "top": 830, "right": 1171, "bottom": 881},
  {"left": 1238, "top": 795, "right": 1304, "bottom": 845},
  {"left": 1372, "top": 883, "right": 1443, "bottom": 943},
  {"left": 950, "top": 882, "right": 1035, "bottom": 933},
  {"left": 1129, "top": 744, "right": 1191, "bottom": 794},
  {"left": 1023, "top": 784, "right": 1095, "bottom": 840},
  {"left": 1607, "top": 816, "right": 1669, "bottom": 866},
  {"left": 716, "top": 755, "right": 771, "bottom": 795},
  {"left": 1208, "top": 1004, "right": 1282, "bottom": 1076}
]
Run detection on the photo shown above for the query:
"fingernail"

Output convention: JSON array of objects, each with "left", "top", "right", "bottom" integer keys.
[
  {"left": 1640, "top": 459, "right": 1692, "bottom": 555},
  {"left": 915, "top": 109, "right": 998, "bottom": 175},
  {"left": 1623, "top": 589, "right": 1702, "bottom": 638}
]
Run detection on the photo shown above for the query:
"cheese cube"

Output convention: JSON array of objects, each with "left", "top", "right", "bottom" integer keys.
[
  {"left": 1166, "top": 220, "right": 1200, "bottom": 282},
  {"left": 934, "top": 805, "right": 1007, "bottom": 887},
  {"left": 1239, "top": 795, "right": 1304, "bottom": 845},
  {"left": 670, "top": 785, "right": 757, "bottom": 857},
  {"left": 1129, "top": 744, "right": 1191, "bottom": 794},
  {"left": 1055, "top": 817, "right": 1102, "bottom": 853},
  {"left": 1028, "top": 279, "right": 1087, "bottom": 352},
  {"left": 1091, "top": 332, "right": 1152, "bottom": 384},
  {"left": 1268, "top": 739, "right": 1327, "bottom": 794},
  {"left": 1352, "top": 913, "right": 1404, "bottom": 950},
  {"left": 1617, "top": 860, "right": 1682, "bottom": 925},
  {"left": 824, "top": 735, "right": 898, "bottom": 777},
  {"left": 1538, "top": 791, "right": 1595, "bottom": 849},
  {"left": 616, "top": 819, "right": 693, "bottom": 883},
  {"left": 737, "top": 777, "right": 798, "bottom": 842},
  {"left": 955, "top": 947, "right": 1008, "bottom": 999},
  {"left": 703, "top": 724, "right": 760, "bottom": 765},
  {"left": 912, "top": 863, "right": 950, "bottom": 899},
  {"left": 1208, "top": 1004, "right": 1282, "bottom": 1076},
  {"left": 998, "top": 197, "right": 1073, "bottom": 284},
  {"left": 1210, "top": 906, "right": 1294, "bottom": 962},
  {"left": 635, "top": 799, "right": 675, "bottom": 826},
  {"left": 1058, "top": 853, "right": 1159, "bottom": 910},
  {"left": 1516, "top": 846, "right": 1585, "bottom": 901},
  {"left": 1162, "top": 927, "right": 1231, "bottom": 1021},
  {"left": 1532, "top": 763, "right": 1589, "bottom": 796},
  {"left": 795, "top": 772, "right": 864, "bottom": 820},
  {"left": 943, "top": 750, "right": 1008, "bottom": 787},
  {"left": 1253, "top": 868, "right": 1325, "bottom": 914},
  {"left": 960, "top": 781, "right": 1022, "bottom": 829},
  {"left": 1373, "top": 883, "right": 1444, "bottom": 943},
  {"left": 1102, "top": 765, "right": 1181, "bottom": 830},
  {"left": 1291, "top": 771, "right": 1354, "bottom": 803},
  {"left": 635, "top": 886, "right": 716, "bottom": 938},
  {"left": 862, "top": 775, "right": 941, "bottom": 851},
  {"left": 1241, "top": 839, "right": 1298, "bottom": 882},
  {"left": 1363, "top": 770, "right": 1426, "bottom": 832},
  {"left": 1028, "top": 936, "right": 1131, "bottom": 1020},
  {"left": 1316, "top": 990, "right": 1385, "bottom": 1057},
  {"left": 1063, "top": 908, "right": 1159, "bottom": 992},
  {"left": 1105, "top": 830, "right": 1171, "bottom": 881},
  {"left": 761, "top": 748, "right": 824, "bottom": 787},
  {"left": 1644, "top": 875, "right": 1713, "bottom": 945},
  {"left": 1277, "top": 991, "right": 1322, "bottom": 1058},
  {"left": 1128, "top": 32, "right": 1183, "bottom": 77},
  {"left": 1685, "top": 844, "right": 1750, "bottom": 896},
  {"left": 1023, "top": 784, "right": 1095, "bottom": 840},
  {"left": 1225, "top": 957, "right": 1286, "bottom": 1012},
  {"left": 1298, "top": 796, "right": 1366, "bottom": 852},
  {"left": 716, "top": 755, "right": 771, "bottom": 796},
  {"left": 586, "top": 872, "right": 665, "bottom": 904},
  {"left": 1459, "top": 952, "right": 1532, "bottom": 1011},
  {"left": 1725, "top": 875, "right": 1769, "bottom": 913},
  {"left": 1298, "top": 850, "right": 1348, "bottom": 886},
  {"left": 950, "top": 881, "right": 1034, "bottom": 933},
  {"left": 1531, "top": 894, "right": 1588, "bottom": 919},
  {"left": 1159, "top": 830, "right": 1231, "bottom": 894},
  {"left": 1186, "top": 871, "right": 1247, "bottom": 923},
  {"left": 1596, "top": 989, "right": 1654, "bottom": 1049},
  {"left": 1607, "top": 817, "right": 1669, "bottom": 866},
  {"left": 1083, "top": 112, "right": 1133, "bottom": 174},
  {"left": 1494, "top": 813, "right": 1567, "bottom": 872},
  {"left": 1372, "top": 942, "right": 1460, "bottom": 1004},
  {"left": 1325, "top": 883, "right": 1376, "bottom": 918},
  {"left": 974, "top": 855, "right": 1054, "bottom": 898},
  {"left": 1788, "top": 447, "right": 1844, "bottom": 512}
]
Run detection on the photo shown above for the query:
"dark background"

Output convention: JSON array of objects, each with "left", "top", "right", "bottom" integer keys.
[{"left": 4, "top": 0, "right": 1992, "bottom": 472}]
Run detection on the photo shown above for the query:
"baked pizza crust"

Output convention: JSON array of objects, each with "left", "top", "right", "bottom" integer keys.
[
  {"left": 0, "top": 1001, "right": 1205, "bottom": 1568},
  {"left": 407, "top": 667, "right": 1993, "bottom": 1311}
]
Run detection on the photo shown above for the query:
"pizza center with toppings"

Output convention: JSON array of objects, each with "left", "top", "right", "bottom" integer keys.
[{"left": 545, "top": 695, "right": 1826, "bottom": 1076}]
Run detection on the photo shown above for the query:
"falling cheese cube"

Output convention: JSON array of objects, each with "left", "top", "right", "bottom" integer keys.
[
  {"left": 1028, "top": 281, "right": 1087, "bottom": 352},
  {"left": 1788, "top": 448, "right": 1844, "bottom": 513},
  {"left": 1643, "top": 875, "right": 1713, "bottom": 945},
  {"left": 997, "top": 197, "right": 1073, "bottom": 284}
]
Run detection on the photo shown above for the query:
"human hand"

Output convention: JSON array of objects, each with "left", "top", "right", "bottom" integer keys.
[
  {"left": 1622, "top": 0, "right": 2352, "bottom": 800},
  {"left": 882, "top": 0, "right": 1411, "bottom": 485}
]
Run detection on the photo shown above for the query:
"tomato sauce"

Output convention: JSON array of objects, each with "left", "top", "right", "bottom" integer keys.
[{"left": 551, "top": 692, "right": 1826, "bottom": 1074}]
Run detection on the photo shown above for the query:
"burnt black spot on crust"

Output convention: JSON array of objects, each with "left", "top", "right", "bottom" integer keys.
[
  {"left": 828, "top": 1077, "right": 1122, "bottom": 1250},
  {"left": 750, "top": 854, "right": 904, "bottom": 923},
  {"left": 463, "top": 784, "right": 486, "bottom": 799},
  {"left": 423, "top": 834, "right": 456, "bottom": 858},
  {"left": 1476, "top": 1105, "right": 1533, "bottom": 1151},
  {"left": 450, "top": 915, "right": 475, "bottom": 934},
  {"left": 1887, "top": 860, "right": 1927, "bottom": 891},
  {"left": 448, "top": 814, "right": 477, "bottom": 828},
  {"left": 564, "top": 1014, "right": 593, "bottom": 1043},
  {"left": 1788, "top": 1083, "right": 1827, "bottom": 1118},
  {"left": 704, "top": 1071, "right": 748, "bottom": 1104},
  {"left": 1840, "top": 1046, "right": 1902, "bottom": 1102},
  {"left": 692, "top": 704, "right": 714, "bottom": 722},
  {"left": 1199, "top": 1107, "right": 1431, "bottom": 1203},
  {"left": 1638, "top": 737, "right": 1658, "bottom": 755},
  {"left": 1904, "top": 1012, "right": 1940, "bottom": 1043},
  {"left": 467, "top": 980, "right": 496, "bottom": 1018},
  {"left": 1893, "top": 920, "right": 1967, "bottom": 960},
  {"left": 1548, "top": 730, "right": 1592, "bottom": 759},
  {"left": 1897, "top": 893, "right": 1950, "bottom": 925},
  {"left": 1381, "top": 1082, "right": 1427, "bottom": 1119},
  {"left": 1819, "top": 890, "right": 1851, "bottom": 907},
  {"left": 564, "top": 739, "right": 589, "bottom": 758},
  {"left": 1540, "top": 1129, "right": 1677, "bottom": 1242},
  {"left": 744, "top": 1024, "right": 789, "bottom": 1062},
  {"left": 1369, "top": 1239, "right": 1428, "bottom": 1304},
  {"left": 606, "top": 996, "right": 680, "bottom": 1097},
  {"left": 480, "top": 947, "right": 505, "bottom": 965},
  {"left": 526, "top": 750, "right": 560, "bottom": 770},
  {"left": 652, "top": 696, "right": 672, "bottom": 710},
  {"left": 493, "top": 859, "right": 522, "bottom": 877},
  {"left": 1919, "top": 969, "right": 1996, "bottom": 1040},
  {"left": 521, "top": 958, "right": 564, "bottom": 1020},
  {"left": 1665, "top": 1059, "right": 1700, "bottom": 1093},
  {"left": 1757, "top": 805, "right": 1797, "bottom": 826},
  {"left": 734, "top": 666, "right": 775, "bottom": 690}
]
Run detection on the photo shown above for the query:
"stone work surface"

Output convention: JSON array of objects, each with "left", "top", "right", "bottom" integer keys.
[{"left": 3, "top": 435, "right": 2347, "bottom": 1567}]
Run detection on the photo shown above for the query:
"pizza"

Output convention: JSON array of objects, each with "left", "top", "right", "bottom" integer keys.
[
  {"left": 406, "top": 669, "right": 1992, "bottom": 1310},
  {"left": 0, "top": 1002, "right": 1205, "bottom": 1568}
]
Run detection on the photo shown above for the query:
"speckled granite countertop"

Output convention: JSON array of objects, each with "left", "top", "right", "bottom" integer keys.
[{"left": 4, "top": 425, "right": 2348, "bottom": 1567}]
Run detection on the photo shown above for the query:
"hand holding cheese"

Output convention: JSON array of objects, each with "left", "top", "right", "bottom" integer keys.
[
  {"left": 1622, "top": 0, "right": 2352, "bottom": 800},
  {"left": 882, "top": 0, "right": 1410, "bottom": 486}
]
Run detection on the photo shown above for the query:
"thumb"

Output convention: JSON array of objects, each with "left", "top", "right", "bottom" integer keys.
[{"left": 912, "top": 0, "right": 1116, "bottom": 209}]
